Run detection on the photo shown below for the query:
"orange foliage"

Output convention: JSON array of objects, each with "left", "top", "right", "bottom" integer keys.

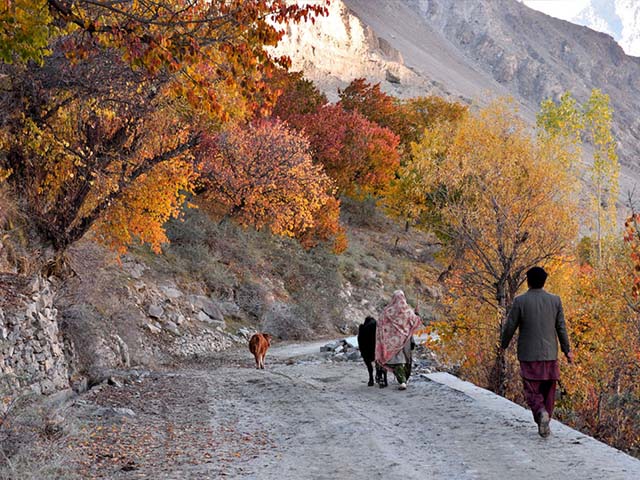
[
  {"left": 94, "top": 160, "right": 195, "bottom": 254},
  {"left": 270, "top": 70, "right": 328, "bottom": 119},
  {"left": 338, "top": 78, "right": 468, "bottom": 147},
  {"left": 1, "top": 1, "right": 329, "bottom": 253},
  {"left": 197, "top": 119, "right": 344, "bottom": 251},
  {"left": 298, "top": 197, "right": 347, "bottom": 254},
  {"left": 550, "top": 255, "right": 640, "bottom": 453}
]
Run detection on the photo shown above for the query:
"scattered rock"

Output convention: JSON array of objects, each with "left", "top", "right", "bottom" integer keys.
[
  {"left": 93, "top": 406, "right": 136, "bottom": 418},
  {"left": 202, "top": 302, "right": 224, "bottom": 322},
  {"left": 169, "top": 311, "right": 186, "bottom": 325},
  {"left": 71, "top": 376, "right": 89, "bottom": 394},
  {"left": 347, "top": 350, "right": 361, "bottom": 361},
  {"left": 321, "top": 338, "right": 361, "bottom": 362},
  {"left": 161, "top": 286, "right": 183, "bottom": 300},
  {"left": 189, "top": 295, "right": 225, "bottom": 323},
  {"left": 148, "top": 304, "right": 164, "bottom": 319},
  {"left": 219, "top": 301, "right": 241, "bottom": 318},
  {"left": 386, "top": 69, "right": 402, "bottom": 84},
  {"left": 333, "top": 353, "right": 347, "bottom": 362},
  {"left": 108, "top": 376, "right": 123, "bottom": 388},
  {"left": 344, "top": 336, "right": 358, "bottom": 348},
  {"left": 164, "top": 321, "right": 180, "bottom": 336},
  {"left": 111, "top": 334, "right": 130, "bottom": 368},
  {"left": 320, "top": 340, "right": 341, "bottom": 352},
  {"left": 146, "top": 323, "right": 162, "bottom": 334},
  {"left": 124, "top": 260, "right": 146, "bottom": 279},
  {"left": 44, "top": 412, "right": 65, "bottom": 439},
  {"left": 237, "top": 327, "right": 253, "bottom": 339}
]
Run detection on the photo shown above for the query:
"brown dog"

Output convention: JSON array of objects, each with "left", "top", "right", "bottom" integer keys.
[{"left": 249, "top": 333, "right": 272, "bottom": 369}]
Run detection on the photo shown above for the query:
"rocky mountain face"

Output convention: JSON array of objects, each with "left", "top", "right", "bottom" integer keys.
[
  {"left": 271, "top": 0, "right": 446, "bottom": 100},
  {"left": 278, "top": 0, "right": 640, "bottom": 196},
  {"left": 391, "top": 0, "right": 640, "bottom": 191}
]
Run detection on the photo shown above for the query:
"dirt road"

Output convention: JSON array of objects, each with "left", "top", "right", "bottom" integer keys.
[{"left": 54, "top": 341, "right": 640, "bottom": 479}]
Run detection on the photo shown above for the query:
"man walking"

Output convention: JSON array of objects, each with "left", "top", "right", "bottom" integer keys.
[{"left": 501, "top": 267, "right": 573, "bottom": 437}]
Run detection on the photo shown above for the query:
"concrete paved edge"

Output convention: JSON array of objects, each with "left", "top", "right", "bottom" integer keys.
[{"left": 421, "top": 372, "right": 640, "bottom": 468}]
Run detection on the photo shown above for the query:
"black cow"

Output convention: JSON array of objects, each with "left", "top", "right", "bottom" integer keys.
[{"left": 357, "top": 316, "right": 388, "bottom": 388}]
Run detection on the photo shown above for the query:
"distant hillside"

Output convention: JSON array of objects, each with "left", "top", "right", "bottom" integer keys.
[
  {"left": 524, "top": 0, "right": 640, "bottom": 57},
  {"left": 276, "top": 0, "right": 640, "bottom": 200}
]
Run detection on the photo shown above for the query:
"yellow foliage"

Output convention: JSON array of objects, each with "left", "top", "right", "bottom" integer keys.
[{"left": 420, "top": 100, "right": 579, "bottom": 390}]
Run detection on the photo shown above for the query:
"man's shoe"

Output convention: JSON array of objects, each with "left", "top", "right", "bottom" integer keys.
[
  {"left": 398, "top": 383, "right": 407, "bottom": 390},
  {"left": 538, "top": 411, "right": 551, "bottom": 438}
]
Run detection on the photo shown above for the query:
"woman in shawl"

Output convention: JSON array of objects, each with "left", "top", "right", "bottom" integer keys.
[{"left": 375, "top": 290, "right": 421, "bottom": 390}]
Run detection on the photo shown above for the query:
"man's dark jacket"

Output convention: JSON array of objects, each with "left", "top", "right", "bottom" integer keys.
[{"left": 501, "top": 288, "right": 571, "bottom": 361}]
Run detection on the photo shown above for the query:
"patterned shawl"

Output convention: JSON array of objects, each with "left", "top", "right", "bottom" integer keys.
[{"left": 375, "top": 290, "right": 421, "bottom": 367}]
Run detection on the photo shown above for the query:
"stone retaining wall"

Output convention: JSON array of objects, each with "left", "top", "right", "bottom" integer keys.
[{"left": 0, "top": 274, "right": 70, "bottom": 401}]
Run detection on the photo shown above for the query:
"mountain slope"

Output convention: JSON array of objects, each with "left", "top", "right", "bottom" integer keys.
[
  {"left": 278, "top": 0, "right": 640, "bottom": 197},
  {"left": 346, "top": 0, "right": 640, "bottom": 192}
]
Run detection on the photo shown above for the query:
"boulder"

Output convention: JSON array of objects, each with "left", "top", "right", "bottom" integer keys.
[
  {"left": 169, "top": 311, "right": 186, "bottom": 325},
  {"left": 321, "top": 340, "right": 341, "bottom": 352},
  {"left": 148, "top": 304, "right": 164, "bottom": 319},
  {"left": 146, "top": 323, "right": 162, "bottom": 334},
  {"left": 219, "top": 301, "right": 242, "bottom": 319},
  {"left": 160, "top": 286, "right": 183, "bottom": 300},
  {"left": 237, "top": 327, "right": 253, "bottom": 339},
  {"left": 347, "top": 350, "right": 361, "bottom": 361},
  {"left": 164, "top": 321, "right": 180, "bottom": 336},
  {"left": 189, "top": 295, "right": 225, "bottom": 323},
  {"left": 344, "top": 336, "right": 359, "bottom": 349}
]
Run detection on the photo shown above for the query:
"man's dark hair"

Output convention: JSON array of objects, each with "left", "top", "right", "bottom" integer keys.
[{"left": 526, "top": 267, "right": 548, "bottom": 289}]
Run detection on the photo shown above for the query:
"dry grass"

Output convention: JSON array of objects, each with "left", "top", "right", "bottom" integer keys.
[
  {"left": 153, "top": 200, "right": 441, "bottom": 339},
  {"left": 0, "top": 395, "right": 81, "bottom": 480}
]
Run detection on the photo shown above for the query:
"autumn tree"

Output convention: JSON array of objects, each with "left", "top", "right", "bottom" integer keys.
[
  {"left": 338, "top": 78, "right": 468, "bottom": 148},
  {"left": 398, "top": 95, "right": 468, "bottom": 147},
  {"left": 0, "top": 0, "right": 54, "bottom": 64},
  {"left": 280, "top": 103, "right": 400, "bottom": 197},
  {"left": 0, "top": 0, "right": 328, "bottom": 254},
  {"left": 270, "top": 70, "right": 328, "bottom": 120},
  {"left": 338, "top": 78, "right": 406, "bottom": 138},
  {"left": 538, "top": 89, "right": 619, "bottom": 266},
  {"left": 197, "top": 119, "right": 345, "bottom": 252},
  {"left": 417, "top": 101, "right": 578, "bottom": 394},
  {"left": 382, "top": 102, "right": 468, "bottom": 234}
]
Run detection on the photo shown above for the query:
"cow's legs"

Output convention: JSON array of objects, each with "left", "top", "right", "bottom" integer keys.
[
  {"left": 365, "top": 360, "right": 374, "bottom": 386},
  {"left": 376, "top": 365, "right": 388, "bottom": 388}
]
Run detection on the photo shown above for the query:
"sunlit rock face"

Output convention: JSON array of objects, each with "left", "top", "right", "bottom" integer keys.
[{"left": 271, "top": 0, "right": 436, "bottom": 99}]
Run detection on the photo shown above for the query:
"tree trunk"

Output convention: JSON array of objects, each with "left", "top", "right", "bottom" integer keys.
[{"left": 490, "top": 282, "right": 509, "bottom": 396}]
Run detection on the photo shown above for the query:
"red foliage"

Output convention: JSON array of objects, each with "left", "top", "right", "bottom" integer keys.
[
  {"left": 287, "top": 104, "right": 400, "bottom": 196},
  {"left": 270, "top": 70, "right": 328, "bottom": 120},
  {"left": 338, "top": 78, "right": 408, "bottom": 141}
]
